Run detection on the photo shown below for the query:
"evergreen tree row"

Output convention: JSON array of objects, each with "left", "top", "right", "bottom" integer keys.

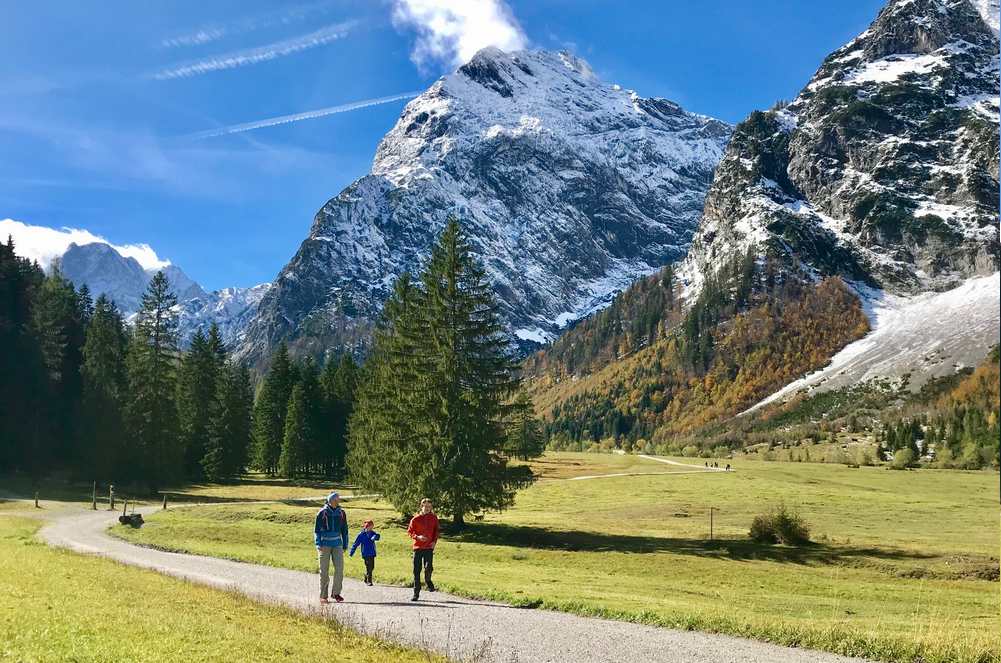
[{"left": 0, "top": 237, "right": 253, "bottom": 489}]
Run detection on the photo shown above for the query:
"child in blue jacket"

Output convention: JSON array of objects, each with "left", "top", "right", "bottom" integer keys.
[{"left": 349, "top": 519, "right": 381, "bottom": 586}]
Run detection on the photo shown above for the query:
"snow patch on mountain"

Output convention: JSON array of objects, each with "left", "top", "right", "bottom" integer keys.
[{"left": 745, "top": 272, "right": 1000, "bottom": 413}]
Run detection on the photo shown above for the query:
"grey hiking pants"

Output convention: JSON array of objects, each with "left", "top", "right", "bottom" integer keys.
[{"left": 318, "top": 546, "right": 345, "bottom": 599}]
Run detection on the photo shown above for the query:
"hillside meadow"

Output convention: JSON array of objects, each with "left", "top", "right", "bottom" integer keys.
[{"left": 115, "top": 453, "right": 1000, "bottom": 663}]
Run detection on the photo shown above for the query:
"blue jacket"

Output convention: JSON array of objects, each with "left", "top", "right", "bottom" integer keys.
[
  {"left": 314, "top": 505, "right": 348, "bottom": 549},
  {"left": 349, "top": 530, "right": 380, "bottom": 558}
]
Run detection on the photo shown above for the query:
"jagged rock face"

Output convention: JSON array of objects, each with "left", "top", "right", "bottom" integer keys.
[
  {"left": 682, "top": 0, "right": 999, "bottom": 295},
  {"left": 238, "top": 48, "right": 732, "bottom": 367},
  {"left": 59, "top": 242, "right": 268, "bottom": 348}
]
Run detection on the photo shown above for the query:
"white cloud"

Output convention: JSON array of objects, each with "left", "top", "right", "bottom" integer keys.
[
  {"left": 187, "top": 91, "right": 420, "bottom": 139},
  {"left": 0, "top": 218, "right": 171, "bottom": 270},
  {"left": 391, "top": 0, "right": 527, "bottom": 70},
  {"left": 152, "top": 20, "right": 357, "bottom": 80}
]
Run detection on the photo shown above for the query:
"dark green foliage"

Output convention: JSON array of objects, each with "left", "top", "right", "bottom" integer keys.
[
  {"left": 80, "top": 295, "right": 128, "bottom": 480},
  {"left": 320, "top": 354, "right": 358, "bottom": 477},
  {"left": 348, "top": 219, "right": 534, "bottom": 525},
  {"left": 177, "top": 328, "right": 219, "bottom": 479},
  {"left": 202, "top": 361, "right": 253, "bottom": 482},
  {"left": 124, "top": 271, "right": 181, "bottom": 490},
  {"left": 504, "top": 391, "right": 545, "bottom": 461},
  {"left": 251, "top": 343, "right": 295, "bottom": 475}
]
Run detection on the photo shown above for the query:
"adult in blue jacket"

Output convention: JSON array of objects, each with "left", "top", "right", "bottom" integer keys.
[{"left": 315, "top": 492, "right": 348, "bottom": 603}]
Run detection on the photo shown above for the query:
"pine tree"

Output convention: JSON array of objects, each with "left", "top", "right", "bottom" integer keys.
[
  {"left": 279, "top": 382, "right": 311, "bottom": 479},
  {"left": 177, "top": 328, "right": 221, "bottom": 479},
  {"left": 348, "top": 220, "right": 534, "bottom": 525},
  {"left": 80, "top": 295, "right": 128, "bottom": 480},
  {"left": 125, "top": 271, "right": 180, "bottom": 490},
  {"left": 504, "top": 390, "right": 545, "bottom": 461},
  {"left": 321, "top": 353, "right": 358, "bottom": 477},
  {"left": 0, "top": 236, "right": 47, "bottom": 474},
  {"left": 251, "top": 343, "right": 295, "bottom": 475},
  {"left": 203, "top": 362, "right": 253, "bottom": 481}
]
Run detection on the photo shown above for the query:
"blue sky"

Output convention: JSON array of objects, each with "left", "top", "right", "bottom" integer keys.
[{"left": 1, "top": 0, "right": 885, "bottom": 289}]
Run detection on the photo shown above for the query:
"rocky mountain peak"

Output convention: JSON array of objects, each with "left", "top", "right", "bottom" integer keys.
[
  {"left": 681, "top": 0, "right": 999, "bottom": 297},
  {"left": 238, "top": 48, "right": 732, "bottom": 368}
]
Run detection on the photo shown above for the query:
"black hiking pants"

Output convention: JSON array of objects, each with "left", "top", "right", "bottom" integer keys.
[
  {"left": 363, "top": 556, "right": 375, "bottom": 583},
  {"left": 412, "top": 548, "right": 434, "bottom": 592}
]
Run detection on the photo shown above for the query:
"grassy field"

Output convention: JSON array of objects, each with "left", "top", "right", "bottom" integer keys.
[
  {"left": 0, "top": 516, "right": 441, "bottom": 663},
  {"left": 115, "top": 453, "right": 1000, "bottom": 663}
]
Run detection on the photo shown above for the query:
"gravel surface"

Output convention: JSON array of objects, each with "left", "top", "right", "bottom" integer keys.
[{"left": 40, "top": 508, "right": 872, "bottom": 663}]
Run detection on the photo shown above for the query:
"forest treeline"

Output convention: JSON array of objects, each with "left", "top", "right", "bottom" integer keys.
[{"left": 1, "top": 223, "right": 545, "bottom": 522}]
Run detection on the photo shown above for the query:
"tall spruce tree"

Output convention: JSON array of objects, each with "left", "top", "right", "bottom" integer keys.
[
  {"left": 348, "top": 220, "right": 533, "bottom": 525},
  {"left": 279, "top": 382, "right": 311, "bottom": 478},
  {"left": 0, "top": 236, "right": 47, "bottom": 474},
  {"left": 504, "top": 390, "right": 545, "bottom": 461},
  {"left": 31, "top": 267, "right": 87, "bottom": 469},
  {"left": 321, "top": 353, "right": 358, "bottom": 477},
  {"left": 203, "top": 362, "right": 253, "bottom": 481},
  {"left": 125, "top": 271, "right": 180, "bottom": 490},
  {"left": 177, "top": 328, "right": 221, "bottom": 479},
  {"left": 80, "top": 295, "right": 128, "bottom": 480},
  {"left": 251, "top": 343, "right": 295, "bottom": 475}
]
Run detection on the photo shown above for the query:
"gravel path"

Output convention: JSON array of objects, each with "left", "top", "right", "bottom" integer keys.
[{"left": 39, "top": 508, "right": 871, "bottom": 663}]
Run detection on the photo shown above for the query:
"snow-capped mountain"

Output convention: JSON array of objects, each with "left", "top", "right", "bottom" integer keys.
[
  {"left": 58, "top": 242, "right": 269, "bottom": 348},
  {"left": 681, "top": 0, "right": 999, "bottom": 296},
  {"left": 238, "top": 48, "right": 732, "bottom": 366}
]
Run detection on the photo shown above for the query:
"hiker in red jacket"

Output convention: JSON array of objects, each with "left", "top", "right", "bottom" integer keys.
[{"left": 407, "top": 497, "right": 439, "bottom": 601}]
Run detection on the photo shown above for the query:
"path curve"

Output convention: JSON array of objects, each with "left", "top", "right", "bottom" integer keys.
[{"left": 39, "top": 508, "right": 870, "bottom": 663}]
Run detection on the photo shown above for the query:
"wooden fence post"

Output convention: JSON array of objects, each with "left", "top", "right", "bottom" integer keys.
[
  {"left": 92, "top": 481, "right": 97, "bottom": 510},
  {"left": 162, "top": 494, "right": 168, "bottom": 510},
  {"left": 34, "top": 492, "right": 39, "bottom": 509}
]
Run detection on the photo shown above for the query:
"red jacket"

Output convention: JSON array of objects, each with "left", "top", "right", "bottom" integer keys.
[{"left": 407, "top": 512, "right": 439, "bottom": 550}]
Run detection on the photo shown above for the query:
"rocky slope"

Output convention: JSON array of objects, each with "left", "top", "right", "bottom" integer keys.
[
  {"left": 680, "top": 0, "right": 999, "bottom": 296},
  {"left": 59, "top": 242, "right": 269, "bottom": 347},
  {"left": 237, "top": 48, "right": 732, "bottom": 367}
]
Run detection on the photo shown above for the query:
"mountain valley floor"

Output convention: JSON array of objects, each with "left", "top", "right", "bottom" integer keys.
[{"left": 110, "top": 453, "right": 998, "bottom": 663}]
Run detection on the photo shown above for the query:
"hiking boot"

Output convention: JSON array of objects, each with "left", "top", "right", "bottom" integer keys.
[
  {"left": 333, "top": 595, "right": 344, "bottom": 603},
  {"left": 410, "top": 592, "right": 419, "bottom": 601},
  {"left": 319, "top": 598, "right": 329, "bottom": 604},
  {"left": 426, "top": 582, "right": 436, "bottom": 592}
]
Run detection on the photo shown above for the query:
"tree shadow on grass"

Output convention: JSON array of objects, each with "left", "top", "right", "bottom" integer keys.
[{"left": 447, "top": 522, "right": 937, "bottom": 565}]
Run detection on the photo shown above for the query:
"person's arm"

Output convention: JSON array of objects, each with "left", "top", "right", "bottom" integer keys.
[
  {"left": 431, "top": 515, "right": 440, "bottom": 546},
  {"left": 340, "top": 510, "right": 349, "bottom": 550},
  {"left": 407, "top": 518, "right": 417, "bottom": 540},
  {"left": 349, "top": 531, "right": 361, "bottom": 556},
  {"left": 314, "top": 511, "right": 322, "bottom": 548},
  {"left": 372, "top": 532, "right": 381, "bottom": 541}
]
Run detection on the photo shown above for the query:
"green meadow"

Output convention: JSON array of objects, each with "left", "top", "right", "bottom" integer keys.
[
  {"left": 0, "top": 516, "right": 441, "bottom": 663},
  {"left": 115, "top": 453, "right": 1000, "bottom": 663}
]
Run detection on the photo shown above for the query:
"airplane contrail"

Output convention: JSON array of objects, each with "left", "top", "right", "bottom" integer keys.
[{"left": 186, "top": 91, "right": 421, "bottom": 139}]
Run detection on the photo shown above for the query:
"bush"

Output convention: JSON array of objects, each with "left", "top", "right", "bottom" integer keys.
[
  {"left": 749, "top": 505, "right": 811, "bottom": 545},
  {"left": 890, "top": 448, "right": 916, "bottom": 470}
]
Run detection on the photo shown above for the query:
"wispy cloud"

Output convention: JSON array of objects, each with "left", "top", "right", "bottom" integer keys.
[
  {"left": 391, "top": 0, "right": 527, "bottom": 70},
  {"left": 0, "top": 218, "right": 171, "bottom": 270},
  {"left": 161, "top": 1, "right": 340, "bottom": 49},
  {"left": 152, "top": 20, "right": 357, "bottom": 80},
  {"left": 186, "top": 92, "right": 420, "bottom": 139}
]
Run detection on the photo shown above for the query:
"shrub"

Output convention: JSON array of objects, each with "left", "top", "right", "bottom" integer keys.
[
  {"left": 749, "top": 505, "right": 811, "bottom": 545},
  {"left": 681, "top": 445, "right": 699, "bottom": 458},
  {"left": 890, "top": 448, "right": 916, "bottom": 470}
]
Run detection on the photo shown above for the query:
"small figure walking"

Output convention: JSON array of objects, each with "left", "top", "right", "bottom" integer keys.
[
  {"left": 349, "top": 519, "right": 381, "bottom": 586},
  {"left": 315, "top": 492, "right": 348, "bottom": 604},
  {"left": 408, "top": 497, "right": 439, "bottom": 601}
]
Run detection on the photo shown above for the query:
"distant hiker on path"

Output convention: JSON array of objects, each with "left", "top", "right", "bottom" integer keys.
[
  {"left": 349, "top": 519, "right": 380, "bottom": 586},
  {"left": 408, "top": 498, "right": 439, "bottom": 601},
  {"left": 315, "top": 492, "right": 348, "bottom": 604}
]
